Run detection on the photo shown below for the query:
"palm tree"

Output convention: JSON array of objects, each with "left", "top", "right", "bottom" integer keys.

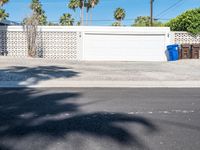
[
  {"left": 30, "top": 0, "right": 47, "bottom": 25},
  {"left": 111, "top": 22, "right": 121, "bottom": 26},
  {"left": 68, "top": 0, "right": 79, "bottom": 11},
  {"left": 114, "top": 7, "right": 126, "bottom": 26},
  {"left": 0, "top": 8, "right": 8, "bottom": 20},
  {"left": 0, "top": 0, "right": 9, "bottom": 20},
  {"left": 76, "top": 21, "right": 81, "bottom": 26},
  {"left": 60, "top": 13, "right": 74, "bottom": 26},
  {"left": 0, "top": 0, "right": 9, "bottom": 6},
  {"left": 68, "top": 0, "right": 85, "bottom": 25},
  {"left": 88, "top": 0, "right": 99, "bottom": 25},
  {"left": 132, "top": 16, "right": 151, "bottom": 27},
  {"left": 132, "top": 16, "right": 163, "bottom": 27}
]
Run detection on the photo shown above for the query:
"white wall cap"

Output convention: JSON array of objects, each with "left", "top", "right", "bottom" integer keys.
[{"left": 0, "top": 26, "right": 170, "bottom": 33}]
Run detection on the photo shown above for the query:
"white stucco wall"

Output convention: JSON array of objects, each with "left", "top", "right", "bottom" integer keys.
[{"left": 0, "top": 26, "right": 170, "bottom": 61}]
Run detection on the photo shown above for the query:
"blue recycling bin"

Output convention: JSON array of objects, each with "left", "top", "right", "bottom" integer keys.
[{"left": 167, "top": 44, "right": 179, "bottom": 61}]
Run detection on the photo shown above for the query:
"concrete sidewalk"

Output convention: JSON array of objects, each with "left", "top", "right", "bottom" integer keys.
[
  {"left": 1, "top": 81, "right": 200, "bottom": 88},
  {"left": 0, "top": 57, "right": 200, "bottom": 87}
]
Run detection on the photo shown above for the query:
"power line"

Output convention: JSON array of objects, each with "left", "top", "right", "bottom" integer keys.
[
  {"left": 155, "top": 0, "right": 184, "bottom": 18},
  {"left": 12, "top": 17, "right": 171, "bottom": 24},
  {"left": 8, "top": 0, "right": 177, "bottom": 24},
  {"left": 6, "top": 0, "right": 116, "bottom": 5}
]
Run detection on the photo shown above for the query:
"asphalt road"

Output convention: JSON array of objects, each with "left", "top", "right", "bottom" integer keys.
[{"left": 0, "top": 88, "right": 200, "bottom": 150}]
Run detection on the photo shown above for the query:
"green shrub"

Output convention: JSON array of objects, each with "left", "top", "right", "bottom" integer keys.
[{"left": 165, "top": 8, "right": 200, "bottom": 35}]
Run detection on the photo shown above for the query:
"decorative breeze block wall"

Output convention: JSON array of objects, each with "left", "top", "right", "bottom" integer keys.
[
  {"left": 173, "top": 32, "right": 200, "bottom": 44},
  {"left": 6, "top": 31, "right": 27, "bottom": 57},
  {"left": 0, "top": 26, "right": 81, "bottom": 60},
  {"left": 0, "top": 30, "right": 7, "bottom": 54},
  {"left": 36, "top": 31, "right": 80, "bottom": 60}
]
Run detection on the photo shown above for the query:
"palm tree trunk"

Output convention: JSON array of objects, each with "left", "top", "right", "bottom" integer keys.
[
  {"left": 86, "top": 11, "right": 88, "bottom": 26},
  {"left": 90, "top": 8, "right": 92, "bottom": 25},
  {"left": 80, "top": 9, "right": 82, "bottom": 25},
  {"left": 81, "top": 0, "right": 84, "bottom": 26}
]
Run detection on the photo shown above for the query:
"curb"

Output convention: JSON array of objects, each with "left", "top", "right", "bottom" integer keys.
[{"left": 1, "top": 81, "right": 200, "bottom": 88}]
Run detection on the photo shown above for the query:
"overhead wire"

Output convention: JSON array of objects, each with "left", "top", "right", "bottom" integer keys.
[
  {"left": 155, "top": 0, "right": 184, "bottom": 18},
  {"left": 6, "top": 0, "right": 189, "bottom": 24}
]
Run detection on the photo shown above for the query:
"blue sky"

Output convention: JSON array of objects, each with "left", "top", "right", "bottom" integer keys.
[{"left": 3, "top": 0, "right": 200, "bottom": 25}]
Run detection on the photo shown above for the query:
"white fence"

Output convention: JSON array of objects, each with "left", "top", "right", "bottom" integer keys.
[{"left": 0, "top": 26, "right": 171, "bottom": 61}]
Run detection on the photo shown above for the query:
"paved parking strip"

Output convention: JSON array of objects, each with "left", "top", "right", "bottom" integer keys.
[{"left": 1, "top": 57, "right": 200, "bottom": 87}]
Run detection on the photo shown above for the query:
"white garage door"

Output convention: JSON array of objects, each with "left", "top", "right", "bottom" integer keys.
[{"left": 83, "top": 33, "right": 167, "bottom": 61}]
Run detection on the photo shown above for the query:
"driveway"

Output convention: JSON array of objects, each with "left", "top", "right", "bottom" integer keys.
[{"left": 0, "top": 57, "right": 200, "bottom": 87}]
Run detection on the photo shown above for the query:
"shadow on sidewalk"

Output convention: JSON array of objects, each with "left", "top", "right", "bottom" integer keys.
[
  {"left": 0, "top": 88, "right": 158, "bottom": 150},
  {"left": 0, "top": 66, "right": 79, "bottom": 86}
]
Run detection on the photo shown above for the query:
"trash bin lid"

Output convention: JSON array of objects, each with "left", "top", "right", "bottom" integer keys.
[
  {"left": 181, "top": 44, "right": 191, "bottom": 48},
  {"left": 167, "top": 44, "right": 179, "bottom": 49},
  {"left": 192, "top": 44, "right": 200, "bottom": 48}
]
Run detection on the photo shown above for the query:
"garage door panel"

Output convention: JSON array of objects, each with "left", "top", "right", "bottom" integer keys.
[{"left": 84, "top": 33, "right": 166, "bottom": 61}]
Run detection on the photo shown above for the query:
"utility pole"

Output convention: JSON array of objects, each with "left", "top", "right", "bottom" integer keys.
[{"left": 150, "top": 0, "right": 154, "bottom": 26}]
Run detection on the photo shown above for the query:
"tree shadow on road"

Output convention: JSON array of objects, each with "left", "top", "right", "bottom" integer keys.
[
  {"left": 0, "top": 89, "right": 158, "bottom": 150},
  {"left": 0, "top": 66, "right": 79, "bottom": 86}
]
